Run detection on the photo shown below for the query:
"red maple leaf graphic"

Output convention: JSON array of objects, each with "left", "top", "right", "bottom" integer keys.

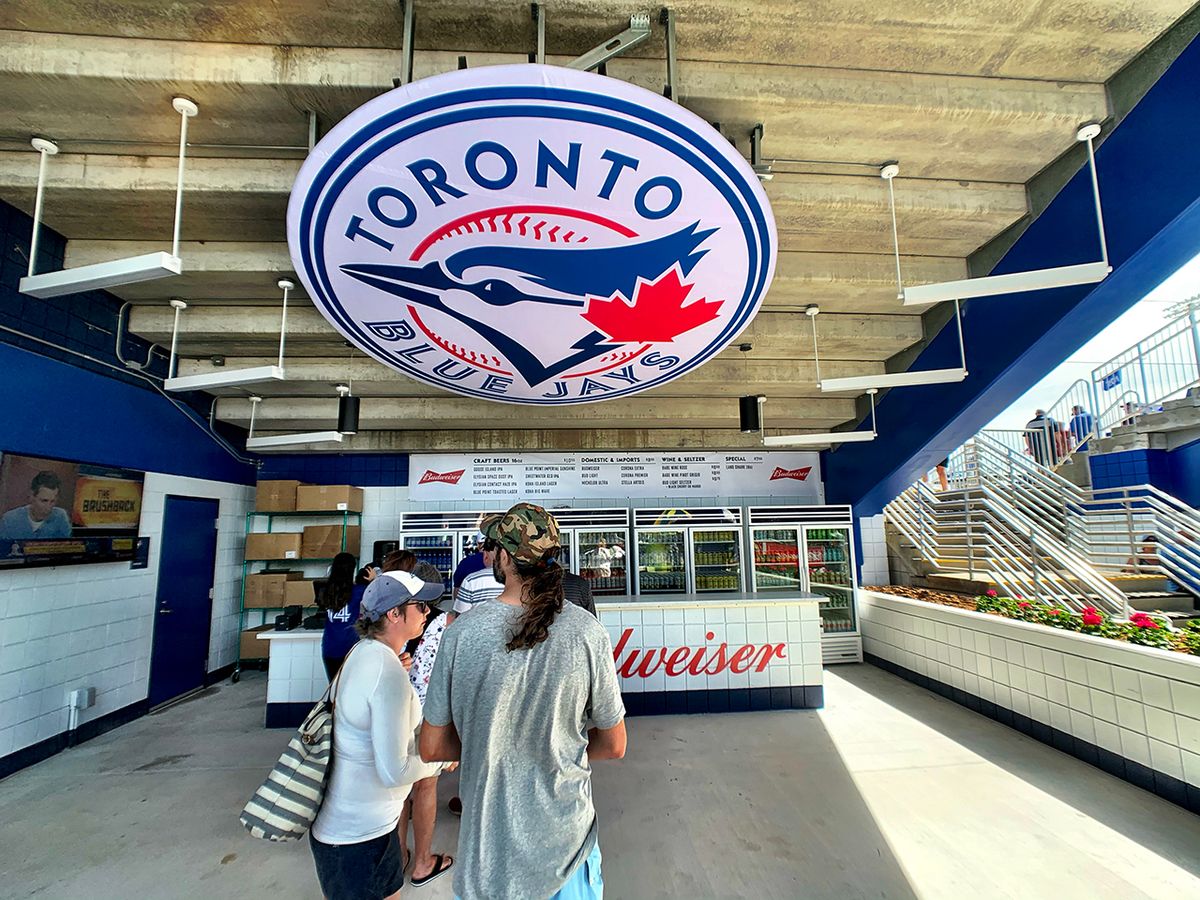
[{"left": 581, "top": 269, "right": 722, "bottom": 342}]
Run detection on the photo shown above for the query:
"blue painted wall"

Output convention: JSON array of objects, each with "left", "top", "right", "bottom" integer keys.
[
  {"left": 2, "top": 202, "right": 255, "bottom": 484},
  {"left": 1168, "top": 437, "right": 1200, "bottom": 507},
  {"left": 1087, "top": 437, "right": 1200, "bottom": 509},
  {"left": 257, "top": 453, "right": 409, "bottom": 486},
  {"left": 826, "top": 35, "right": 1200, "bottom": 515}
]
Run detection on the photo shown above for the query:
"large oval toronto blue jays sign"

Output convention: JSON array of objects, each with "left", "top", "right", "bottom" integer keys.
[{"left": 287, "top": 65, "right": 776, "bottom": 405}]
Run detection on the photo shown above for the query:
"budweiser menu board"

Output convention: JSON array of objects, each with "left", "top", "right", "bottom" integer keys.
[{"left": 410, "top": 452, "right": 822, "bottom": 503}]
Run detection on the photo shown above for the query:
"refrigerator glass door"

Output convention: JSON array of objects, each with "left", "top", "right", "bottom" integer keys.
[
  {"left": 578, "top": 530, "right": 629, "bottom": 596},
  {"left": 804, "top": 526, "right": 856, "bottom": 633},
  {"left": 404, "top": 532, "right": 455, "bottom": 590},
  {"left": 691, "top": 528, "right": 743, "bottom": 592},
  {"left": 752, "top": 528, "right": 801, "bottom": 591},
  {"left": 637, "top": 530, "right": 687, "bottom": 594}
]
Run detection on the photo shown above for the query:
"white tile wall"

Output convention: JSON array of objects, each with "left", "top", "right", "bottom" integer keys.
[
  {"left": 0, "top": 472, "right": 252, "bottom": 759},
  {"left": 860, "top": 590, "right": 1200, "bottom": 794},
  {"left": 262, "top": 635, "right": 326, "bottom": 704},
  {"left": 599, "top": 602, "right": 822, "bottom": 693},
  {"left": 857, "top": 514, "right": 888, "bottom": 586}
]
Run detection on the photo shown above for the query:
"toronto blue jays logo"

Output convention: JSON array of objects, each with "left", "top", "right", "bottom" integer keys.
[{"left": 288, "top": 65, "right": 776, "bottom": 405}]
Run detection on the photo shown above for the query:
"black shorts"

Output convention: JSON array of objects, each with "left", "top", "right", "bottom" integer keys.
[{"left": 310, "top": 829, "right": 404, "bottom": 900}]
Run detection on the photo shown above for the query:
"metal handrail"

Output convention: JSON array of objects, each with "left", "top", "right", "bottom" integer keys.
[{"left": 886, "top": 433, "right": 1200, "bottom": 618}]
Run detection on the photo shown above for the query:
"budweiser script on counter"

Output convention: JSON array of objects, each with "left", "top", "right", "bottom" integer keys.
[{"left": 611, "top": 628, "right": 786, "bottom": 679}]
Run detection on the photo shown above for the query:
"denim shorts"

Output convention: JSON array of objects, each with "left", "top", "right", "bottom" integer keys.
[{"left": 310, "top": 829, "right": 404, "bottom": 900}]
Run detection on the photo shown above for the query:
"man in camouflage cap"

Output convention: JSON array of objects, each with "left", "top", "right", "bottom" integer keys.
[
  {"left": 421, "top": 501, "right": 625, "bottom": 900},
  {"left": 482, "top": 502, "right": 561, "bottom": 567}
]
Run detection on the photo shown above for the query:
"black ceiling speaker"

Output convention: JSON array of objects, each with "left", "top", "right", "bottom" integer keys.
[
  {"left": 336, "top": 386, "right": 360, "bottom": 435},
  {"left": 739, "top": 395, "right": 763, "bottom": 433}
]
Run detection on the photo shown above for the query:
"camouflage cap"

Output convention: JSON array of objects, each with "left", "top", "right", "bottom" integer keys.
[{"left": 486, "top": 502, "right": 561, "bottom": 566}]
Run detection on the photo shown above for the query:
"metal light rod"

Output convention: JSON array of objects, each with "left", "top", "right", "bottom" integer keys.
[
  {"left": 21, "top": 252, "right": 182, "bottom": 299},
  {"left": 901, "top": 260, "right": 1110, "bottom": 307},
  {"left": 763, "top": 431, "right": 877, "bottom": 447},
  {"left": 246, "top": 431, "right": 345, "bottom": 450},
  {"left": 820, "top": 367, "right": 967, "bottom": 392}
]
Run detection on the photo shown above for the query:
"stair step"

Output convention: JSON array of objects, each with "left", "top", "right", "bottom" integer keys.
[{"left": 1127, "top": 593, "right": 1197, "bottom": 614}]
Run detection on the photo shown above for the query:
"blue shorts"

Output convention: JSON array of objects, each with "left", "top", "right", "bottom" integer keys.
[{"left": 551, "top": 842, "right": 604, "bottom": 900}]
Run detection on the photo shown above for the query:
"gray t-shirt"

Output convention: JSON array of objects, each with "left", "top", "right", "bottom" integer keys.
[{"left": 423, "top": 600, "right": 625, "bottom": 900}]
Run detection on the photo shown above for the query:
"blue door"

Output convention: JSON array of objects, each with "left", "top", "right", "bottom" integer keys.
[{"left": 148, "top": 496, "right": 219, "bottom": 707}]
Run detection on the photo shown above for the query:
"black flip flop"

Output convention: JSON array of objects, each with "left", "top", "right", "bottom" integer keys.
[{"left": 410, "top": 853, "right": 454, "bottom": 888}]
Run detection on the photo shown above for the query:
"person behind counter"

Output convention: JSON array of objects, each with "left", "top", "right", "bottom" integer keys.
[
  {"left": 420, "top": 503, "right": 626, "bottom": 900},
  {"left": 318, "top": 552, "right": 373, "bottom": 680},
  {"left": 309, "top": 570, "right": 454, "bottom": 900}
]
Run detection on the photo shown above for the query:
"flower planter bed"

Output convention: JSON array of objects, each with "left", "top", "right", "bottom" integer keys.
[
  {"left": 860, "top": 590, "right": 1200, "bottom": 815},
  {"left": 867, "top": 584, "right": 1200, "bottom": 657}
]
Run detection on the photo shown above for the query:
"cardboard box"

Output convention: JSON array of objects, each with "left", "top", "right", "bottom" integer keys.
[
  {"left": 256, "top": 480, "right": 302, "bottom": 512},
  {"left": 302, "top": 524, "right": 361, "bottom": 559},
  {"left": 240, "top": 625, "right": 273, "bottom": 660},
  {"left": 245, "top": 532, "right": 304, "bottom": 561},
  {"left": 243, "top": 571, "right": 305, "bottom": 608},
  {"left": 296, "top": 484, "right": 364, "bottom": 513},
  {"left": 284, "top": 579, "right": 320, "bottom": 607}
]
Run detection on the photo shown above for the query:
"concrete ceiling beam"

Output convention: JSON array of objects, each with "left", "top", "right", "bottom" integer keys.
[
  {"left": 128, "top": 306, "right": 921, "bottom": 360},
  {"left": 215, "top": 395, "right": 857, "bottom": 431},
  {"left": 1, "top": 150, "right": 1026, "bottom": 253},
  {"left": 0, "top": 32, "right": 1109, "bottom": 181},
  {"left": 2, "top": 1, "right": 1188, "bottom": 83},
  {"left": 243, "top": 428, "right": 836, "bottom": 452},
  {"left": 176, "top": 355, "right": 885, "bottom": 398},
  {"left": 68, "top": 239, "right": 961, "bottom": 314}
]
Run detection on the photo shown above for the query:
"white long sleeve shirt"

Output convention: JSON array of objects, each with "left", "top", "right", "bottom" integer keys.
[{"left": 311, "top": 638, "right": 445, "bottom": 845}]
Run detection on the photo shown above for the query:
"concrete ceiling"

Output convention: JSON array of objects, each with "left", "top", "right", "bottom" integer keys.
[{"left": 0, "top": 1, "right": 1194, "bottom": 450}]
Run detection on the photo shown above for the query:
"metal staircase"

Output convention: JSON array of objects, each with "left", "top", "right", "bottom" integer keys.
[{"left": 886, "top": 433, "right": 1200, "bottom": 620}]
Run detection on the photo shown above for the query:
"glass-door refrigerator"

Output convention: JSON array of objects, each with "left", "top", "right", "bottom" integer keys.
[
  {"left": 398, "top": 510, "right": 500, "bottom": 594},
  {"left": 804, "top": 526, "right": 855, "bottom": 634},
  {"left": 634, "top": 508, "right": 745, "bottom": 594},
  {"left": 691, "top": 526, "right": 744, "bottom": 592},
  {"left": 747, "top": 505, "right": 862, "bottom": 663},
  {"left": 554, "top": 508, "right": 632, "bottom": 597}
]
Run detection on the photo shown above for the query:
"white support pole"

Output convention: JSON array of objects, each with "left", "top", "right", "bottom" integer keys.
[
  {"left": 881, "top": 163, "right": 903, "bottom": 299},
  {"left": 806, "top": 305, "right": 822, "bottom": 384},
  {"left": 171, "top": 98, "right": 199, "bottom": 260},
  {"left": 277, "top": 279, "right": 294, "bottom": 370},
  {"left": 248, "top": 396, "right": 262, "bottom": 440},
  {"left": 1077, "top": 124, "right": 1109, "bottom": 267},
  {"left": 953, "top": 298, "right": 968, "bottom": 371},
  {"left": 27, "top": 138, "right": 59, "bottom": 278},
  {"left": 167, "top": 299, "right": 187, "bottom": 378}
]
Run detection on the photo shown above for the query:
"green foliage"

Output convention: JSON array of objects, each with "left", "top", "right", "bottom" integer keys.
[{"left": 972, "top": 592, "right": 1193, "bottom": 655}]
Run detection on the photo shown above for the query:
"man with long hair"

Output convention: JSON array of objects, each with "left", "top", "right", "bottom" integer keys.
[{"left": 420, "top": 503, "right": 626, "bottom": 900}]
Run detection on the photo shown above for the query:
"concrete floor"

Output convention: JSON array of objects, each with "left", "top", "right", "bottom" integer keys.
[{"left": 2, "top": 666, "right": 1199, "bottom": 899}]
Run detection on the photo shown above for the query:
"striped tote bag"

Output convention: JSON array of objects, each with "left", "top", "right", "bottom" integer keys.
[{"left": 240, "top": 647, "right": 357, "bottom": 842}]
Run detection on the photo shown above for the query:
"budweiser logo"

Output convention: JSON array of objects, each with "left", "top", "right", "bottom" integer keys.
[
  {"left": 418, "top": 469, "right": 465, "bottom": 485},
  {"left": 612, "top": 628, "right": 786, "bottom": 679},
  {"left": 770, "top": 466, "right": 811, "bottom": 482}
]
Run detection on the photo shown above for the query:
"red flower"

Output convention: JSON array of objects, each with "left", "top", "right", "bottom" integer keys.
[
  {"left": 1018, "top": 601, "right": 1032, "bottom": 609},
  {"left": 1130, "top": 613, "right": 1160, "bottom": 630},
  {"left": 1082, "top": 611, "right": 1103, "bottom": 626},
  {"left": 985, "top": 589, "right": 998, "bottom": 597},
  {"left": 1046, "top": 608, "right": 1062, "bottom": 616}
]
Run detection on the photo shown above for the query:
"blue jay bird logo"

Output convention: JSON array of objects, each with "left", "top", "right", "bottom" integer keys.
[{"left": 340, "top": 216, "right": 719, "bottom": 389}]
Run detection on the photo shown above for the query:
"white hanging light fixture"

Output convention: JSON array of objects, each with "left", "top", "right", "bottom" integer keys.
[
  {"left": 20, "top": 98, "right": 198, "bottom": 298},
  {"left": 901, "top": 124, "right": 1111, "bottom": 307},
  {"left": 164, "top": 278, "right": 293, "bottom": 391},
  {"left": 762, "top": 389, "right": 879, "bottom": 447},
  {"left": 244, "top": 395, "right": 344, "bottom": 451}
]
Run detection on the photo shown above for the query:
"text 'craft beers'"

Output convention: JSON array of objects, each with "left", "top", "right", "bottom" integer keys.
[{"left": 288, "top": 64, "right": 777, "bottom": 405}]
